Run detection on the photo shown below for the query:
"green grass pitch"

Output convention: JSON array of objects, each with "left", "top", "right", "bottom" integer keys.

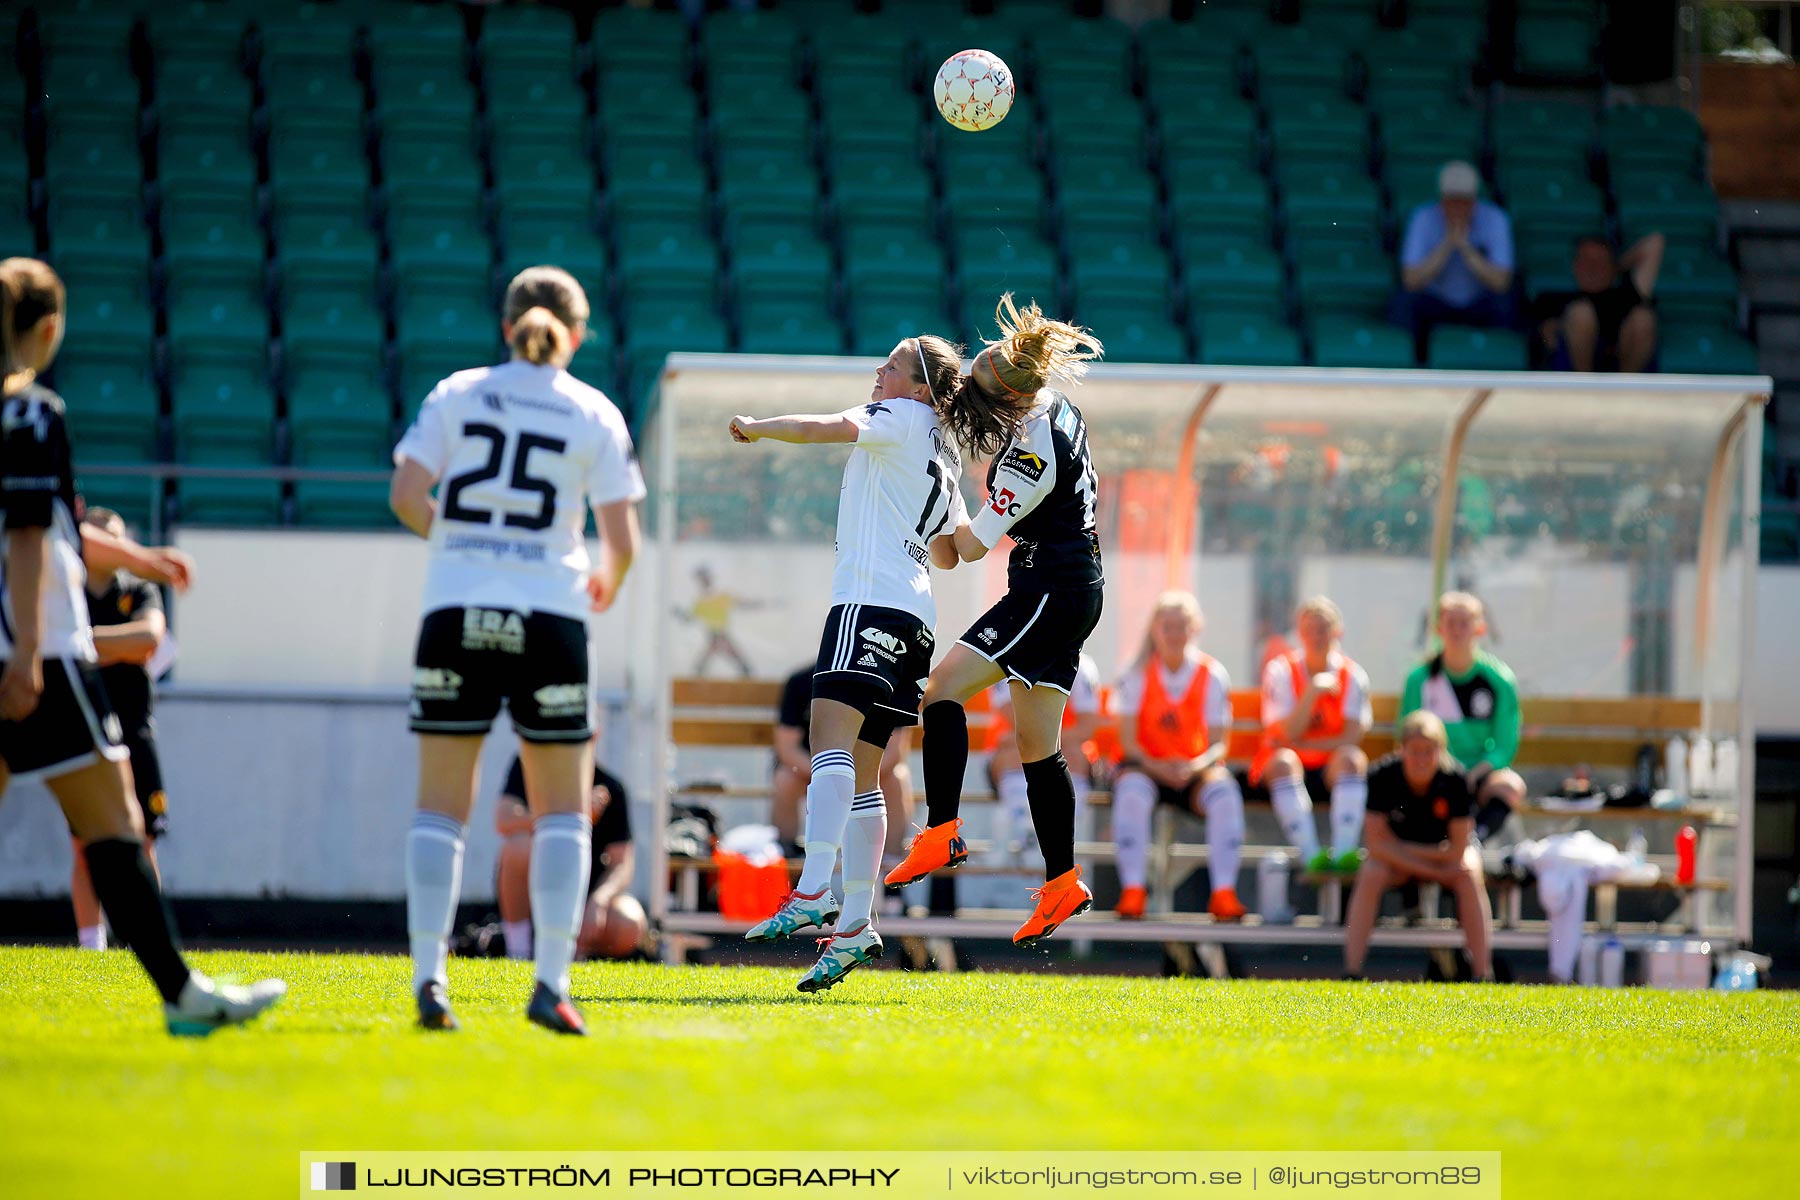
[{"left": 1, "top": 946, "right": 1794, "bottom": 1199}]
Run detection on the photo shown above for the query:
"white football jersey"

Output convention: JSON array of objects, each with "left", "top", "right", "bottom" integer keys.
[
  {"left": 831, "top": 398, "right": 965, "bottom": 628},
  {"left": 395, "top": 361, "right": 645, "bottom": 622}
]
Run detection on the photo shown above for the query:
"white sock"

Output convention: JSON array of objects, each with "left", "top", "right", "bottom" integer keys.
[
  {"left": 997, "top": 768, "right": 1032, "bottom": 852},
  {"left": 77, "top": 924, "right": 106, "bottom": 951},
  {"left": 503, "top": 919, "right": 533, "bottom": 960},
  {"left": 1269, "top": 774, "right": 1321, "bottom": 860},
  {"left": 797, "top": 749, "right": 856, "bottom": 896},
  {"left": 1111, "top": 771, "right": 1156, "bottom": 889},
  {"left": 406, "top": 810, "right": 466, "bottom": 993},
  {"left": 529, "top": 811, "right": 591, "bottom": 996},
  {"left": 1200, "top": 775, "right": 1245, "bottom": 896},
  {"left": 1330, "top": 773, "right": 1369, "bottom": 856},
  {"left": 839, "top": 790, "right": 886, "bottom": 932}
]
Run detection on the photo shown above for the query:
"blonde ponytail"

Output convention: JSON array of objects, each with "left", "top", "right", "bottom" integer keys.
[
  {"left": 511, "top": 305, "right": 571, "bottom": 366},
  {"left": 1, "top": 257, "right": 66, "bottom": 396},
  {"left": 986, "top": 292, "right": 1103, "bottom": 394}
]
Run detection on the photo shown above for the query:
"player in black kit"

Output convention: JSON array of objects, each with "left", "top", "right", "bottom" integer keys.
[
  {"left": 66, "top": 506, "right": 172, "bottom": 950},
  {"left": 884, "top": 294, "right": 1106, "bottom": 946}
]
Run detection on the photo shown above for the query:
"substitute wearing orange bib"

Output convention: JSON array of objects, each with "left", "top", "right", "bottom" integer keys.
[{"left": 1252, "top": 651, "right": 1351, "bottom": 778}]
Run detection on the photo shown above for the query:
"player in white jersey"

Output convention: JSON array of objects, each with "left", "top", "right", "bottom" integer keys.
[
  {"left": 0, "top": 257, "right": 284, "bottom": 1034},
  {"left": 390, "top": 266, "right": 643, "bottom": 1035},
  {"left": 727, "top": 335, "right": 965, "bottom": 992}
]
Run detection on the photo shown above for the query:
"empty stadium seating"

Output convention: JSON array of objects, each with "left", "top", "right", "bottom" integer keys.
[{"left": 1, "top": 0, "right": 1773, "bottom": 536}]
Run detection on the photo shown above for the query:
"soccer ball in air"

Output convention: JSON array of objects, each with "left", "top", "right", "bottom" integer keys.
[{"left": 934, "top": 49, "right": 1014, "bottom": 132}]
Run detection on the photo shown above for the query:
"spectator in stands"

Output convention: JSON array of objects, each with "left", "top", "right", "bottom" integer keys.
[
  {"left": 1252, "top": 596, "right": 1372, "bottom": 874},
  {"left": 773, "top": 665, "right": 913, "bottom": 861},
  {"left": 1533, "top": 232, "right": 1665, "bottom": 372},
  {"left": 1390, "top": 161, "right": 1516, "bottom": 356},
  {"left": 1343, "top": 711, "right": 1495, "bottom": 983},
  {"left": 495, "top": 728, "right": 647, "bottom": 961},
  {"left": 1110, "top": 593, "right": 1247, "bottom": 921},
  {"left": 1401, "top": 592, "right": 1526, "bottom": 844}
]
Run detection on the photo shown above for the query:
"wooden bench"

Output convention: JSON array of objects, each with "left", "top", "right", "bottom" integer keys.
[{"left": 661, "top": 678, "right": 1736, "bottom": 960}]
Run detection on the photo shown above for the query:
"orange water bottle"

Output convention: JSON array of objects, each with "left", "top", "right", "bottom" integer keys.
[{"left": 1675, "top": 825, "right": 1698, "bottom": 884}]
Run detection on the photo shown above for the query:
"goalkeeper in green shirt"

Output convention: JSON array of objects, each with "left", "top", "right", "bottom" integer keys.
[{"left": 1400, "top": 592, "right": 1526, "bottom": 841}]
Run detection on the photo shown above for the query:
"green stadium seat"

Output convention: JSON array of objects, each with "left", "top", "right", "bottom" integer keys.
[
  {"left": 1520, "top": 241, "right": 1578, "bottom": 299},
  {"left": 484, "top": 67, "right": 587, "bottom": 139},
  {"left": 1308, "top": 314, "right": 1414, "bottom": 368},
  {"left": 55, "top": 352, "right": 160, "bottom": 463},
  {"left": 828, "top": 155, "right": 934, "bottom": 223},
  {"left": 44, "top": 115, "right": 143, "bottom": 191},
  {"left": 1514, "top": 15, "right": 1600, "bottom": 79},
  {"left": 1503, "top": 169, "right": 1608, "bottom": 241},
  {"left": 397, "top": 292, "right": 500, "bottom": 363},
  {"left": 153, "top": 55, "right": 255, "bottom": 122},
  {"left": 737, "top": 303, "right": 843, "bottom": 356},
  {"left": 615, "top": 225, "right": 720, "bottom": 298},
  {"left": 1181, "top": 242, "right": 1285, "bottom": 310},
  {"left": 604, "top": 146, "right": 711, "bottom": 221},
  {"left": 492, "top": 139, "right": 595, "bottom": 208},
  {"left": 273, "top": 210, "right": 378, "bottom": 294},
  {"left": 37, "top": 0, "right": 136, "bottom": 57},
  {"left": 1293, "top": 241, "right": 1394, "bottom": 315},
  {"left": 1405, "top": 9, "right": 1487, "bottom": 66},
  {"left": 42, "top": 53, "right": 142, "bottom": 122},
  {"left": 1268, "top": 103, "right": 1370, "bottom": 170},
  {"left": 389, "top": 211, "right": 492, "bottom": 283},
  {"left": 1280, "top": 168, "right": 1384, "bottom": 238},
  {"left": 75, "top": 475, "right": 161, "bottom": 532},
  {"left": 1253, "top": 25, "right": 1357, "bottom": 95},
  {"left": 479, "top": 3, "right": 577, "bottom": 72},
  {"left": 1057, "top": 161, "right": 1160, "bottom": 234},
  {"left": 820, "top": 103, "right": 921, "bottom": 159},
  {"left": 1032, "top": 17, "right": 1135, "bottom": 86},
  {"left": 287, "top": 480, "right": 394, "bottom": 528},
  {"left": 287, "top": 364, "right": 393, "bottom": 466},
  {"left": 1067, "top": 229, "right": 1170, "bottom": 294},
  {"left": 264, "top": 58, "right": 364, "bottom": 121},
  {"left": 1198, "top": 313, "right": 1303, "bottom": 367},
  {"left": 172, "top": 367, "right": 277, "bottom": 464},
  {"left": 374, "top": 67, "right": 479, "bottom": 134},
  {"left": 1082, "top": 310, "right": 1189, "bottom": 364},
  {"left": 256, "top": 1, "right": 363, "bottom": 61},
  {"left": 47, "top": 195, "right": 152, "bottom": 277},
  {"left": 269, "top": 127, "right": 371, "bottom": 188},
  {"left": 365, "top": 2, "right": 469, "bottom": 71},
  {"left": 1615, "top": 175, "right": 1720, "bottom": 244},
  {"left": 592, "top": 4, "right": 689, "bottom": 70},
  {"left": 179, "top": 477, "right": 285, "bottom": 526},
  {"left": 499, "top": 227, "right": 608, "bottom": 290},
  {"left": 281, "top": 286, "right": 386, "bottom": 359},
  {"left": 1492, "top": 99, "right": 1596, "bottom": 164},
  {"left": 1658, "top": 323, "right": 1761, "bottom": 375},
  {"left": 1656, "top": 249, "right": 1743, "bottom": 319},
  {"left": 163, "top": 202, "right": 265, "bottom": 281},
  {"left": 1380, "top": 102, "right": 1482, "bottom": 168},
  {"left": 166, "top": 280, "right": 270, "bottom": 367},
  {"left": 1166, "top": 161, "right": 1270, "bottom": 235},
  {"left": 157, "top": 121, "right": 258, "bottom": 201},
  {"left": 841, "top": 228, "right": 948, "bottom": 295},
  {"left": 145, "top": 4, "right": 247, "bottom": 64},
  {"left": 61, "top": 285, "right": 156, "bottom": 361},
  {"left": 943, "top": 166, "right": 1048, "bottom": 233},
  {"left": 1426, "top": 326, "right": 1528, "bottom": 371},
  {"left": 848, "top": 301, "right": 954, "bottom": 358}
]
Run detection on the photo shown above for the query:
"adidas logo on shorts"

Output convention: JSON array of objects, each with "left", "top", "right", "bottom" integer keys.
[{"left": 857, "top": 653, "right": 880, "bottom": 668}]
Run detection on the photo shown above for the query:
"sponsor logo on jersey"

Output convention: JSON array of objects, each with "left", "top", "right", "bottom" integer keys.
[
  {"left": 860, "top": 627, "right": 905, "bottom": 655},
  {"left": 1, "top": 396, "right": 50, "bottom": 441},
  {"left": 990, "top": 487, "right": 1020, "bottom": 517},
  {"left": 978, "top": 627, "right": 998, "bottom": 644},
  {"left": 533, "top": 683, "right": 588, "bottom": 717},
  {"left": 863, "top": 401, "right": 890, "bottom": 418},
  {"left": 928, "top": 427, "right": 961, "bottom": 470},
  {"left": 905, "top": 540, "right": 930, "bottom": 566},
  {"left": 481, "top": 392, "right": 506, "bottom": 414},
  {"left": 1470, "top": 689, "right": 1494, "bottom": 719},
  {"left": 856, "top": 653, "right": 881, "bottom": 669},
  {"left": 412, "top": 668, "right": 464, "bottom": 699},
  {"left": 462, "top": 608, "right": 527, "bottom": 654},
  {"left": 999, "top": 447, "right": 1047, "bottom": 482}
]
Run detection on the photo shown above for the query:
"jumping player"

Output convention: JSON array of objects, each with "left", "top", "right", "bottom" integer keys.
[
  {"left": 884, "top": 294, "right": 1106, "bottom": 947},
  {"left": 0, "top": 256, "right": 284, "bottom": 1033},
  {"left": 390, "top": 266, "right": 642, "bottom": 1035},
  {"left": 728, "top": 335, "right": 965, "bottom": 992},
  {"left": 1109, "top": 592, "right": 1248, "bottom": 921}
]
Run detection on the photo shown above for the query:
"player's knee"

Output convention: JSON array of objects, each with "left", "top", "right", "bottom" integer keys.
[
  {"left": 1266, "top": 749, "right": 1302, "bottom": 779},
  {"left": 1562, "top": 298, "right": 1599, "bottom": 337},
  {"left": 1200, "top": 764, "right": 1234, "bottom": 787},
  {"left": 1336, "top": 745, "right": 1368, "bottom": 776},
  {"left": 1484, "top": 769, "right": 1525, "bottom": 806}
]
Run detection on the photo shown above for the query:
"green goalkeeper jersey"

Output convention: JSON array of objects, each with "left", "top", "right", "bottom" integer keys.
[{"left": 1400, "top": 650, "right": 1521, "bottom": 772}]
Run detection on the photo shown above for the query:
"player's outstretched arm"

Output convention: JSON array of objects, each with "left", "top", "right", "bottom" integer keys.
[
  {"left": 729, "top": 414, "right": 858, "bottom": 444},
  {"left": 587, "top": 499, "right": 640, "bottom": 612},
  {"left": 389, "top": 457, "right": 439, "bottom": 538},
  {"left": 80, "top": 525, "right": 194, "bottom": 593}
]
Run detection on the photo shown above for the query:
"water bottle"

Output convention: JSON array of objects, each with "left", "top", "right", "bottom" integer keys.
[
  {"left": 1713, "top": 739, "right": 1739, "bottom": 799},
  {"left": 1624, "top": 827, "right": 1647, "bottom": 866},
  {"left": 1257, "top": 852, "right": 1295, "bottom": 924},
  {"left": 1714, "top": 953, "right": 1760, "bottom": 992},
  {"left": 1675, "top": 825, "right": 1698, "bottom": 884},
  {"left": 1689, "top": 735, "right": 1714, "bottom": 798},
  {"left": 1577, "top": 935, "right": 1601, "bottom": 985},
  {"left": 1599, "top": 937, "right": 1625, "bottom": 987},
  {"left": 1664, "top": 735, "right": 1688, "bottom": 798}
]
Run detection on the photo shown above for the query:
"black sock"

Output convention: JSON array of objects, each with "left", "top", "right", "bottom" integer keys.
[
  {"left": 83, "top": 839, "right": 192, "bottom": 1004},
  {"left": 922, "top": 700, "right": 968, "bottom": 827},
  {"left": 1023, "top": 752, "right": 1077, "bottom": 879}
]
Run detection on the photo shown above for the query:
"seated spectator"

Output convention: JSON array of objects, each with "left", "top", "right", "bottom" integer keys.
[
  {"left": 984, "top": 651, "right": 1102, "bottom": 862},
  {"left": 773, "top": 664, "right": 913, "bottom": 862},
  {"left": 1252, "top": 596, "right": 1371, "bottom": 874},
  {"left": 1343, "top": 712, "right": 1495, "bottom": 982},
  {"left": 1533, "top": 232, "right": 1665, "bottom": 373},
  {"left": 1110, "top": 592, "right": 1247, "bottom": 922},
  {"left": 495, "top": 732, "right": 647, "bottom": 961},
  {"left": 1389, "top": 161, "right": 1517, "bottom": 356},
  {"left": 1401, "top": 591, "right": 1527, "bottom": 842}
]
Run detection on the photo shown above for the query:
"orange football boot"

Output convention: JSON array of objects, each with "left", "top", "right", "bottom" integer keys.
[
  {"left": 1115, "top": 884, "right": 1148, "bottom": 919},
  {"left": 883, "top": 819, "right": 968, "bottom": 886},
  {"left": 1208, "top": 887, "right": 1248, "bottom": 922},
  {"left": 1013, "top": 867, "right": 1094, "bottom": 946}
]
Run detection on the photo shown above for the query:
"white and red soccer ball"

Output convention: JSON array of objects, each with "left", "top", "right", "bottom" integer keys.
[{"left": 934, "top": 49, "right": 1014, "bottom": 132}]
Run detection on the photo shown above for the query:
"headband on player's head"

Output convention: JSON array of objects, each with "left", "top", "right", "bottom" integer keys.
[
  {"left": 981, "top": 346, "right": 1035, "bottom": 401},
  {"left": 916, "top": 339, "right": 934, "bottom": 403}
]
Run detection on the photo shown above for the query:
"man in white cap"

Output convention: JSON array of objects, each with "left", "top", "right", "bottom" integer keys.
[{"left": 1388, "top": 160, "right": 1516, "bottom": 358}]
